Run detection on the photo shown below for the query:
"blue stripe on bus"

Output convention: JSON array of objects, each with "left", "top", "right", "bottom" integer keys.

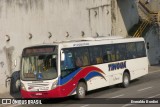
[
  {"left": 59, "top": 69, "right": 105, "bottom": 86},
  {"left": 85, "top": 71, "right": 104, "bottom": 81},
  {"left": 59, "top": 68, "right": 82, "bottom": 85}
]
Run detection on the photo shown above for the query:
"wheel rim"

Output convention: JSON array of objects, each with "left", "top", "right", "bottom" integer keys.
[
  {"left": 124, "top": 76, "right": 129, "bottom": 85},
  {"left": 79, "top": 86, "right": 85, "bottom": 96}
]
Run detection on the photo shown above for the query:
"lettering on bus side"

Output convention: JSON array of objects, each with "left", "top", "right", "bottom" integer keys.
[
  {"left": 108, "top": 61, "right": 126, "bottom": 71},
  {"left": 73, "top": 43, "right": 89, "bottom": 47}
]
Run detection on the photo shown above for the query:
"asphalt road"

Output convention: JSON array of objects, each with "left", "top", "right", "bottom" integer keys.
[{"left": 5, "top": 67, "right": 160, "bottom": 107}]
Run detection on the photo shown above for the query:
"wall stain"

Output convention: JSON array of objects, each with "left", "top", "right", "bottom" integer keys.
[
  {"left": 0, "top": 4, "right": 2, "bottom": 18},
  {"left": 5, "top": 0, "right": 44, "bottom": 13},
  {"left": 88, "top": 9, "right": 93, "bottom": 35},
  {"left": 0, "top": 61, "right": 4, "bottom": 68},
  {"left": 6, "top": 0, "right": 14, "bottom": 6},
  {"left": 111, "top": 0, "right": 116, "bottom": 20},
  {"left": 0, "top": 49, "right": 3, "bottom": 54},
  {"left": 3, "top": 46, "right": 14, "bottom": 76}
]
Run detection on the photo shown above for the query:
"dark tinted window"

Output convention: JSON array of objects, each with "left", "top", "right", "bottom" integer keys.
[
  {"left": 136, "top": 42, "right": 146, "bottom": 57},
  {"left": 89, "top": 46, "right": 103, "bottom": 64},
  {"left": 115, "top": 44, "right": 126, "bottom": 60},
  {"left": 102, "top": 45, "right": 116, "bottom": 62},
  {"left": 74, "top": 47, "right": 90, "bottom": 67},
  {"left": 126, "top": 43, "right": 137, "bottom": 59}
]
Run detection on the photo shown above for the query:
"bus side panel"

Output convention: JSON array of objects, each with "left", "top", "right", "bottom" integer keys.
[
  {"left": 87, "top": 76, "right": 109, "bottom": 91},
  {"left": 99, "top": 62, "right": 125, "bottom": 86},
  {"left": 108, "top": 73, "right": 123, "bottom": 86},
  {"left": 86, "top": 64, "right": 124, "bottom": 91},
  {"left": 86, "top": 64, "right": 109, "bottom": 91},
  {"left": 127, "top": 57, "right": 148, "bottom": 80},
  {"left": 59, "top": 66, "right": 109, "bottom": 95}
]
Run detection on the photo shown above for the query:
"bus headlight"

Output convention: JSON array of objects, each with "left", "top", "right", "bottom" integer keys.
[
  {"left": 21, "top": 82, "right": 26, "bottom": 91},
  {"left": 51, "top": 80, "right": 58, "bottom": 90}
]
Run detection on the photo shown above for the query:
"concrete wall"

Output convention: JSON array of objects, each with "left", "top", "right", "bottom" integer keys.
[
  {"left": 112, "top": 0, "right": 139, "bottom": 36},
  {"left": 145, "top": 25, "right": 160, "bottom": 65},
  {"left": 0, "top": 0, "right": 112, "bottom": 94},
  {"left": 140, "top": 0, "right": 160, "bottom": 13},
  {"left": 149, "top": 0, "right": 160, "bottom": 12},
  {"left": 138, "top": 0, "right": 160, "bottom": 65},
  {"left": 0, "top": 0, "right": 140, "bottom": 94}
]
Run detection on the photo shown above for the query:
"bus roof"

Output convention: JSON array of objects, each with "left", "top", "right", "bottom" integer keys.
[
  {"left": 59, "top": 36, "right": 144, "bottom": 48},
  {"left": 24, "top": 36, "right": 145, "bottom": 49}
]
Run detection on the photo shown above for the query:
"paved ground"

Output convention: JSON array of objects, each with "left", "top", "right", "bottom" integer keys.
[{"left": 148, "top": 65, "right": 160, "bottom": 72}]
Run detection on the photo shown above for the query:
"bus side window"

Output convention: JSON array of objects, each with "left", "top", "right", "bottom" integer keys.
[
  {"left": 136, "top": 42, "right": 146, "bottom": 57},
  {"left": 74, "top": 47, "right": 90, "bottom": 67},
  {"left": 82, "top": 51, "right": 90, "bottom": 66},
  {"left": 89, "top": 46, "right": 103, "bottom": 64},
  {"left": 103, "top": 45, "right": 115, "bottom": 62},
  {"left": 126, "top": 43, "right": 137, "bottom": 59},
  {"left": 64, "top": 52, "right": 74, "bottom": 69},
  {"left": 116, "top": 50, "right": 120, "bottom": 61},
  {"left": 75, "top": 56, "right": 83, "bottom": 67},
  {"left": 115, "top": 44, "right": 126, "bottom": 61},
  {"left": 61, "top": 49, "right": 75, "bottom": 77}
]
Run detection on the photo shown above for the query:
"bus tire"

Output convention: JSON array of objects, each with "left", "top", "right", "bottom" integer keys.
[
  {"left": 75, "top": 82, "right": 86, "bottom": 99},
  {"left": 122, "top": 72, "right": 130, "bottom": 88}
]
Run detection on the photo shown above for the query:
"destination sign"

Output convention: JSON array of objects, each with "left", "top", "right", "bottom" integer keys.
[{"left": 23, "top": 47, "right": 56, "bottom": 56}]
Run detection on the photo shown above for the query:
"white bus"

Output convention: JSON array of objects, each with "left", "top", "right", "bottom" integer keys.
[{"left": 20, "top": 36, "right": 148, "bottom": 98}]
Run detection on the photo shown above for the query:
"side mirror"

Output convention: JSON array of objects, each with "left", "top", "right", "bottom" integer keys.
[{"left": 61, "top": 50, "right": 65, "bottom": 61}]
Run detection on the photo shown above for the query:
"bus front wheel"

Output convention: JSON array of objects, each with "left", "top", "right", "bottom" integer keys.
[
  {"left": 75, "top": 82, "right": 86, "bottom": 99},
  {"left": 122, "top": 72, "right": 130, "bottom": 88}
]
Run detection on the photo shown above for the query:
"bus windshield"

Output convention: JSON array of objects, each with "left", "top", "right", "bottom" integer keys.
[{"left": 21, "top": 47, "right": 58, "bottom": 80}]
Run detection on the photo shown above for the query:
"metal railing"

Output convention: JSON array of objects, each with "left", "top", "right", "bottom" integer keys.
[
  {"left": 133, "top": 20, "right": 150, "bottom": 37},
  {"left": 133, "top": 0, "right": 160, "bottom": 37}
]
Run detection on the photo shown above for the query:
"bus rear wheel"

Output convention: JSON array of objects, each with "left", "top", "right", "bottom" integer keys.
[
  {"left": 75, "top": 82, "right": 86, "bottom": 99},
  {"left": 122, "top": 72, "right": 130, "bottom": 88}
]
